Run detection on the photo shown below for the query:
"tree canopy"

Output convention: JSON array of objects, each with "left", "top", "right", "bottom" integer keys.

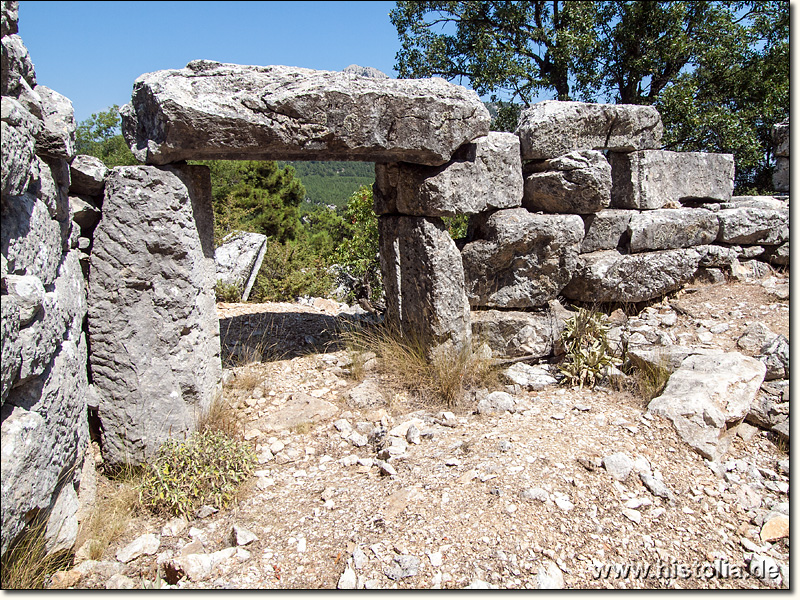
[
  {"left": 74, "top": 104, "right": 138, "bottom": 167},
  {"left": 391, "top": 1, "right": 789, "bottom": 191}
]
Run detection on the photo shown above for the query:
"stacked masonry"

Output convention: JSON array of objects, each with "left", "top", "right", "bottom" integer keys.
[{"left": 1, "top": 0, "right": 92, "bottom": 556}]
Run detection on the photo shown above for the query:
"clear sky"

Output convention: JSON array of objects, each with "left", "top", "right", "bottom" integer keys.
[{"left": 18, "top": 1, "right": 403, "bottom": 124}]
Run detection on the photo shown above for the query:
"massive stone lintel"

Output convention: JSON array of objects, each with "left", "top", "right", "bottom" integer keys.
[
  {"left": 378, "top": 216, "right": 471, "bottom": 355},
  {"left": 562, "top": 248, "right": 701, "bottom": 303},
  {"left": 374, "top": 132, "right": 522, "bottom": 217},
  {"left": 121, "top": 60, "right": 490, "bottom": 166},
  {"left": 610, "top": 150, "right": 734, "bottom": 210},
  {"left": 462, "top": 208, "right": 584, "bottom": 309},
  {"left": 515, "top": 100, "right": 662, "bottom": 160},
  {"left": 88, "top": 164, "right": 221, "bottom": 466}
]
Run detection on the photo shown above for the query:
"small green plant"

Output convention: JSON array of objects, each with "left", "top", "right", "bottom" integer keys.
[
  {"left": 139, "top": 430, "right": 256, "bottom": 518},
  {"left": 559, "top": 308, "right": 621, "bottom": 389},
  {"left": 215, "top": 281, "right": 243, "bottom": 303}
]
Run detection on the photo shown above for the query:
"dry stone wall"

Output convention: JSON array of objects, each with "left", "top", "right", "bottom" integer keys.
[{"left": 1, "top": 0, "right": 92, "bottom": 556}]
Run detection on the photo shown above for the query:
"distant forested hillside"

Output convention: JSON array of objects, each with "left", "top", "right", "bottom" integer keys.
[{"left": 280, "top": 161, "right": 374, "bottom": 210}]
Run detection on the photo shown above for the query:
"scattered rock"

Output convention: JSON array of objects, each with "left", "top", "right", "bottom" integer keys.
[{"left": 116, "top": 533, "right": 160, "bottom": 564}]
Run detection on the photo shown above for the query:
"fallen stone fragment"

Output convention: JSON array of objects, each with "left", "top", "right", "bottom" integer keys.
[
  {"left": 230, "top": 525, "right": 258, "bottom": 547},
  {"left": 535, "top": 560, "right": 565, "bottom": 589},
  {"left": 338, "top": 565, "right": 357, "bottom": 589},
  {"left": 639, "top": 472, "right": 675, "bottom": 502},
  {"left": 503, "top": 363, "right": 558, "bottom": 391},
  {"left": 476, "top": 391, "right": 518, "bottom": 414},
  {"left": 520, "top": 487, "right": 550, "bottom": 503},
  {"left": 621, "top": 509, "right": 642, "bottom": 524},
  {"left": 384, "top": 554, "right": 420, "bottom": 580},
  {"left": 179, "top": 547, "right": 237, "bottom": 582},
  {"left": 122, "top": 61, "right": 490, "bottom": 165},
  {"left": 105, "top": 574, "right": 137, "bottom": 590},
  {"left": 602, "top": 453, "right": 634, "bottom": 481},
  {"left": 116, "top": 534, "right": 160, "bottom": 564},
  {"left": 760, "top": 514, "right": 789, "bottom": 543}
]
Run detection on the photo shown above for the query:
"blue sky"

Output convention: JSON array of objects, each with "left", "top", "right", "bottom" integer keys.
[{"left": 19, "top": 1, "right": 403, "bottom": 124}]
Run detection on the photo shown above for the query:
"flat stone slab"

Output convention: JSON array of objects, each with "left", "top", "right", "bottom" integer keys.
[
  {"left": 515, "top": 100, "right": 662, "bottom": 160},
  {"left": 562, "top": 248, "right": 701, "bottom": 303},
  {"left": 374, "top": 132, "right": 521, "bottom": 216},
  {"left": 610, "top": 150, "right": 734, "bottom": 209},
  {"left": 716, "top": 206, "right": 788, "bottom": 245},
  {"left": 121, "top": 60, "right": 490, "bottom": 166},
  {"left": 214, "top": 231, "right": 268, "bottom": 301}
]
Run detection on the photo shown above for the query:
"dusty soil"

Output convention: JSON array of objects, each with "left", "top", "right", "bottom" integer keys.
[{"left": 75, "top": 274, "right": 789, "bottom": 590}]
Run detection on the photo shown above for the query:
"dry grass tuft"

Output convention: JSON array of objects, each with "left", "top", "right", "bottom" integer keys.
[
  {"left": 342, "top": 323, "right": 498, "bottom": 409},
  {"left": 197, "top": 392, "right": 244, "bottom": 440},
  {"left": 0, "top": 518, "right": 72, "bottom": 589}
]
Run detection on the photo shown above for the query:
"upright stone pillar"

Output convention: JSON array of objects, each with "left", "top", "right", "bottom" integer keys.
[
  {"left": 773, "top": 119, "right": 789, "bottom": 193},
  {"left": 88, "top": 164, "right": 221, "bottom": 466}
]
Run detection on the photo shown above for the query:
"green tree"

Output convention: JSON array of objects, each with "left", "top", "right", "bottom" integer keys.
[
  {"left": 334, "top": 185, "right": 382, "bottom": 302},
  {"left": 74, "top": 105, "right": 138, "bottom": 167},
  {"left": 392, "top": 1, "right": 789, "bottom": 192}
]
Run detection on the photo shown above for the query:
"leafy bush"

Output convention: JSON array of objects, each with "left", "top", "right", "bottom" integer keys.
[
  {"left": 559, "top": 308, "right": 621, "bottom": 389},
  {"left": 250, "top": 239, "right": 333, "bottom": 302},
  {"left": 139, "top": 431, "right": 255, "bottom": 518},
  {"left": 214, "top": 281, "right": 242, "bottom": 303},
  {"left": 334, "top": 185, "right": 382, "bottom": 302}
]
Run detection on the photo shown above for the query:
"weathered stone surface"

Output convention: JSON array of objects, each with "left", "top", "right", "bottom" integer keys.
[
  {"left": 725, "top": 195, "right": 788, "bottom": 211},
  {"left": 69, "top": 195, "right": 101, "bottom": 235},
  {"left": 758, "top": 335, "right": 789, "bottom": 381},
  {"left": 1, "top": 335, "right": 89, "bottom": 556},
  {"left": 342, "top": 64, "right": 388, "bottom": 79},
  {"left": 69, "top": 154, "right": 108, "bottom": 196},
  {"left": 88, "top": 165, "right": 221, "bottom": 466},
  {"left": 2, "top": 192, "right": 64, "bottom": 287},
  {"left": 716, "top": 206, "right": 788, "bottom": 245},
  {"left": 347, "top": 379, "right": 384, "bottom": 409},
  {"left": 476, "top": 390, "right": 518, "bottom": 414},
  {"left": 773, "top": 120, "right": 789, "bottom": 157},
  {"left": 214, "top": 230, "right": 267, "bottom": 302},
  {"left": 522, "top": 150, "right": 611, "bottom": 214},
  {"left": 503, "top": 362, "right": 558, "bottom": 390},
  {"left": 4, "top": 273, "right": 44, "bottom": 324},
  {"left": 374, "top": 132, "right": 522, "bottom": 216},
  {"left": 516, "top": 100, "right": 662, "bottom": 160},
  {"left": 462, "top": 208, "right": 583, "bottom": 308},
  {"left": 648, "top": 353, "right": 766, "bottom": 460},
  {"left": 1, "top": 120, "right": 34, "bottom": 196},
  {"left": 258, "top": 392, "right": 338, "bottom": 433},
  {"left": 773, "top": 157, "right": 788, "bottom": 192},
  {"left": 0, "top": 295, "right": 21, "bottom": 402},
  {"left": 34, "top": 86, "right": 76, "bottom": 159},
  {"left": 121, "top": 60, "right": 490, "bottom": 166},
  {"left": 471, "top": 304, "right": 565, "bottom": 359},
  {"left": 43, "top": 475, "right": 79, "bottom": 553},
  {"left": 695, "top": 244, "right": 738, "bottom": 268},
  {"left": 1, "top": 0, "right": 19, "bottom": 37},
  {"left": 627, "top": 208, "right": 719, "bottom": 252},
  {"left": 562, "top": 248, "right": 701, "bottom": 303},
  {"left": 379, "top": 215, "right": 471, "bottom": 353},
  {"left": 628, "top": 345, "right": 722, "bottom": 374},
  {"left": 610, "top": 150, "right": 734, "bottom": 209},
  {"left": 580, "top": 209, "right": 637, "bottom": 253},
  {"left": 116, "top": 533, "right": 160, "bottom": 563},
  {"left": 765, "top": 242, "right": 789, "bottom": 266},
  {"left": 1, "top": 33, "right": 35, "bottom": 95}
]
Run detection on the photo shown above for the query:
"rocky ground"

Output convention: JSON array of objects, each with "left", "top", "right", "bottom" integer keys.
[{"left": 58, "top": 274, "right": 789, "bottom": 590}]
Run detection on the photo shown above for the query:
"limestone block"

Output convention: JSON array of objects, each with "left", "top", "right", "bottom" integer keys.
[
  {"left": 765, "top": 242, "right": 789, "bottom": 266},
  {"left": 379, "top": 215, "right": 471, "bottom": 353},
  {"left": 515, "top": 100, "right": 662, "bottom": 160},
  {"left": 562, "top": 248, "right": 701, "bottom": 303},
  {"left": 1, "top": 295, "right": 20, "bottom": 403},
  {"left": 1, "top": 120, "right": 34, "bottom": 196},
  {"left": 648, "top": 353, "right": 766, "bottom": 460},
  {"left": 214, "top": 230, "right": 268, "bottom": 301},
  {"left": 773, "top": 157, "right": 788, "bottom": 193},
  {"left": 34, "top": 86, "right": 76, "bottom": 159},
  {"left": 471, "top": 304, "right": 566, "bottom": 359},
  {"left": 69, "top": 154, "right": 108, "bottom": 196},
  {"left": 627, "top": 208, "right": 719, "bottom": 252},
  {"left": 1, "top": 192, "right": 64, "bottom": 286},
  {"left": 373, "top": 132, "right": 522, "bottom": 216},
  {"left": 716, "top": 206, "right": 788, "bottom": 245},
  {"left": 121, "top": 60, "right": 490, "bottom": 166},
  {"left": 44, "top": 481, "right": 80, "bottom": 554},
  {"left": 695, "top": 244, "right": 739, "bottom": 268},
  {"left": 610, "top": 150, "right": 734, "bottom": 209},
  {"left": 522, "top": 150, "right": 611, "bottom": 214},
  {"left": 88, "top": 165, "right": 221, "bottom": 466},
  {"left": 69, "top": 195, "right": 101, "bottom": 235},
  {"left": 2, "top": 0, "right": 19, "bottom": 37},
  {"left": 1, "top": 95, "right": 42, "bottom": 135},
  {"left": 462, "top": 208, "right": 583, "bottom": 308},
  {"left": 1, "top": 336, "right": 89, "bottom": 556},
  {"left": 726, "top": 196, "right": 788, "bottom": 211},
  {"left": 773, "top": 120, "right": 789, "bottom": 157},
  {"left": 580, "top": 209, "right": 637, "bottom": 253},
  {"left": 1, "top": 33, "right": 35, "bottom": 95}
]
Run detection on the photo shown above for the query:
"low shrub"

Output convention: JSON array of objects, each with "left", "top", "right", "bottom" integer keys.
[
  {"left": 559, "top": 308, "right": 621, "bottom": 389},
  {"left": 139, "top": 431, "right": 256, "bottom": 518},
  {"left": 215, "top": 281, "right": 243, "bottom": 303}
]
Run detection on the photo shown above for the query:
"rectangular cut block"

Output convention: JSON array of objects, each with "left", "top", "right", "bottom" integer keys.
[
  {"left": 471, "top": 305, "right": 563, "bottom": 359},
  {"left": 773, "top": 120, "right": 789, "bottom": 157},
  {"left": 461, "top": 208, "right": 584, "bottom": 309},
  {"left": 627, "top": 208, "right": 719, "bottom": 252},
  {"left": 580, "top": 209, "right": 638, "bottom": 253},
  {"left": 716, "top": 206, "right": 788, "bottom": 245},
  {"left": 378, "top": 216, "right": 471, "bottom": 354},
  {"left": 88, "top": 164, "right": 221, "bottom": 466},
  {"left": 562, "top": 248, "right": 701, "bottom": 303},
  {"left": 515, "top": 100, "right": 662, "bottom": 160},
  {"left": 121, "top": 61, "right": 490, "bottom": 166},
  {"left": 522, "top": 150, "right": 611, "bottom": 214},
  {"left": 373, "top": 132, "right": 522, "bottom": 216},
  {"left": 610, "top": 150, "right": 734, "bottom": 209}
]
